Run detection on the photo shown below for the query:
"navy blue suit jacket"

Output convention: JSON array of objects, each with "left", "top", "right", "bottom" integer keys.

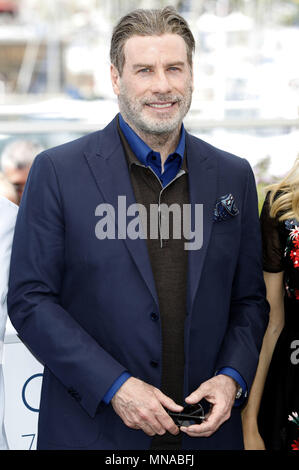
[{"left": 7, "top": 115, "right": 269, "bottom": 449}]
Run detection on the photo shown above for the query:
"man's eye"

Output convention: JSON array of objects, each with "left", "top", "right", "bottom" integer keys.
[
  {"left": 139, "top": 68, "right": 151, "bottom": 73},
  {"left": 168, "top": 67, "right": 179, "bottom": 71}
]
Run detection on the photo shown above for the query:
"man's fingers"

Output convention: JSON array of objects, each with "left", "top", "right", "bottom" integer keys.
[
  {"left": 180, "top": 424, "right": 213, "bottom": 438},
  {"left": 154, "top": 389, "right": 184, "bottom": 412},
  {"left": 180, "top": 402, "right": 228, "bottom": 437},
  {"left": 149, "top": 399, "right": 180, "bottom": 435},
  {"left": 184, "top": 387, "right": 207, "bottom": 405},
  {"left": 137, "top": 401, "right": 179, "bottom": 436},
  {"left": 180, "top": 420, "right": 217, "bottom": 437},
  {"left": 112, "top": 378, "right": 184, "bottom": 436},
  {"left": 141, "top": 422, "right": 156, "bottom": 436},
  {"left": 202, "top": 401, "right": 223, "bottom": 426},
  {"left": 156, "top": 408, "right": 180, "bottom": 435},
  {"left": 137, "top": 407, "right": 168, "bottom": 435},
  {"left": 140, "top": 410, "right": 178, "bottom": 436},
  {"left": 152, "top": 390, "right": 182, "bottom": 435}
]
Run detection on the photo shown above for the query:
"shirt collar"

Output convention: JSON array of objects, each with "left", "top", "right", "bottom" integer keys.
[{"left": 118, "top": 113, "right": 185, "bottom": 167}]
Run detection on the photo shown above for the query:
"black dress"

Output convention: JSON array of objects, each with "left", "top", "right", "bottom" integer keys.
[{"left": 258, "top": 192, "right": 299, "bottom": 450}]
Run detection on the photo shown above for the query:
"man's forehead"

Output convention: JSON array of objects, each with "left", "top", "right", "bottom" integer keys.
[{"left": 123, "top": 33, "right": 188, "bottom": 64}]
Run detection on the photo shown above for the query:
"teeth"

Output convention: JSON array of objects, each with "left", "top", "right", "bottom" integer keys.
[{"left": 149, "top": 103, "right": 173, "bottom": 108}]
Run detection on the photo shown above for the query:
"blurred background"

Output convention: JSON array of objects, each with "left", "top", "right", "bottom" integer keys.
[{"left": 0, "top": 0, "right": 299, "bottom": 208}]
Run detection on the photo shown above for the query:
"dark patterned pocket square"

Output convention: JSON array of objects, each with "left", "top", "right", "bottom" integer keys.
[{"left": 213, "top": 193, "right": 239, "bottom": 222}]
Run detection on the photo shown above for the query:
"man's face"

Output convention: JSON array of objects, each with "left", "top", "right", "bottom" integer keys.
[
  {"left": 111, "top": 33, "right": 194, "bottom": 135},
  {"left": 4, "top": 166, "right": 30, "bottom": 204}
]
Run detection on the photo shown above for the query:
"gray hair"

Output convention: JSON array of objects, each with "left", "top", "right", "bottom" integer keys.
[
  {"left": 110, "top": 6, "right": 195, "bottom": 75},
  {"left": 1, "top": 139, "right": 44, "bottom": 170}
]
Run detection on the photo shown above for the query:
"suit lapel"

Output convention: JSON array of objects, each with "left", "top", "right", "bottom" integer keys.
[
  {"left": 84, "top": 116, "right": 159, "bottom": 309},
  {"left": 186, "top": 133, "right": 218, "bottom": 315},
  {"left": 84, "top": 118, "right": 218, "bottom": 314}
]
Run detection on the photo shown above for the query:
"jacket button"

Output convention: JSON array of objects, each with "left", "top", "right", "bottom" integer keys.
[
  {"left": 150, "top": 312, "right": 159, "bottom": 321},
  {"left": 150, "top": 360, "right": 159, "bottom": 368}
]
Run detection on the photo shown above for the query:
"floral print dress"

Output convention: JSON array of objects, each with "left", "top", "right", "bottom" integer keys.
[{"left": 257, "top": 192, "right": 299, "bottom": 450}]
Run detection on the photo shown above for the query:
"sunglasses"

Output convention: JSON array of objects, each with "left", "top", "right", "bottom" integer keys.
[{"left": 167, "top": 402, "right": 206, "bottom": 427}]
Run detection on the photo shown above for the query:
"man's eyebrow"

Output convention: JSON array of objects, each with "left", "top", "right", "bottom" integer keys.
[
  {"left": 166, "top": 61, "right": 186, "bottom": 67},
  {"left": 132, "top": 64, "right": 153, "bottom": 70},
  {"left": 132, "top": 61, "right": 186, "bottom": 70}
]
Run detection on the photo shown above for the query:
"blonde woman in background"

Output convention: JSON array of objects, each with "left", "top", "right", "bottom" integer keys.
[
  {"left": 242, "top": 157, "right": 299, "bottom": 450},
  {"left": 0, "top": 196, "right": 18, "bottom": 449}
]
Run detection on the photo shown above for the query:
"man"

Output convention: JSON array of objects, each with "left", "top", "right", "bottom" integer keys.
[
  {"left": 7, "top": 7, "right": 269, "bottom": 450},
  {"left": 0, "top": 173, "right": 18, "bottom": 205},
  {"left": 0, "top": 196, "right": 18, "bottom": 449},
  {"left": 1, "top": 140, "right": 43, "bottom": 204}
]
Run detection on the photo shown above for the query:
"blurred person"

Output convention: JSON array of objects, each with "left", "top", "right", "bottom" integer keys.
[
  {"left": 0, "top": 173, "right": 18, "bottom": 205},
  {"left": 242, "top": 158, "right": 299, "bottom": 450},
  {"left": 1, "top": 140, "right": 43, "bottom": 204},
  {"left": 7, "top": 7, "right": 268, "bottom": 450},
  {"left": 0, "top": 195, "right": 18, "bottom": 450}
]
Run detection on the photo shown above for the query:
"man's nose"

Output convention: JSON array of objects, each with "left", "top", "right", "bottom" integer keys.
[{"left": 150, "top": 70, "right": 172, "bottom": 94}]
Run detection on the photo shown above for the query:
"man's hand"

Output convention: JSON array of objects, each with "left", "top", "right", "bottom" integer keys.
[
  {"left": 111, "top": 377, "right": 184, "bottom": 436},
  {"left": 180, "top": 374, "right": 238, "bottom": 437}
]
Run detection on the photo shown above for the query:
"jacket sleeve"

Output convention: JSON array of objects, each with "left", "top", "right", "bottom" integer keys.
[
  {"left": 7, "top": 153, "right": 128, "bottom": 418},
  {"left": 215, "top": 159, "right": 269, "bottom": 393}
]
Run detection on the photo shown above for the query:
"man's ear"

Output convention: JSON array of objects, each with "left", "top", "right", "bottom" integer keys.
[{"left": 110, "top": 64, "right": 120, "bottom": 96}]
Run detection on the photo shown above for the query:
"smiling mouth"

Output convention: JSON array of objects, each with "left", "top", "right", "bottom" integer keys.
[{"left": 146, "top": 102, "right": 176, "bottom": 109}]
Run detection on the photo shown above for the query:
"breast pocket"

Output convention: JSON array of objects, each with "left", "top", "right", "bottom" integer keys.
[{"left": 212, "top": 214, "right": 240, "bottom": 235}]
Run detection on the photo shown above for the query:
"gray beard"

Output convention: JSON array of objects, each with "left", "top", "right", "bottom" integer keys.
[{"left": 118, "top": 88, "right": 193, "bottom": 137}]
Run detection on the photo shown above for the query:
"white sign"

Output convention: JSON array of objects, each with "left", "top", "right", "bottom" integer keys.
[{"left": 3, "top": 319, "right": 43, "bottom": 450}]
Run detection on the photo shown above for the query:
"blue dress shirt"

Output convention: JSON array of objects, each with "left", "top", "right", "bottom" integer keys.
[
  {"left": 102, "top": 114, "right": 247, "bottom": 405},
  {"left": 118, "top": 113, "right": 185, "bottom": 188}
]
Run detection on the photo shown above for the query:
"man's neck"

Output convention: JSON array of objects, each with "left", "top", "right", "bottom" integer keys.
[{"left": 126, "top": 121, "right": 182, "bottom": 170}]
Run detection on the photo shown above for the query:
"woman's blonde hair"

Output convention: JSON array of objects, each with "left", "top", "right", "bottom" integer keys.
[{"left": 266, "top": 156, "right": 299, "bottom": 222}]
